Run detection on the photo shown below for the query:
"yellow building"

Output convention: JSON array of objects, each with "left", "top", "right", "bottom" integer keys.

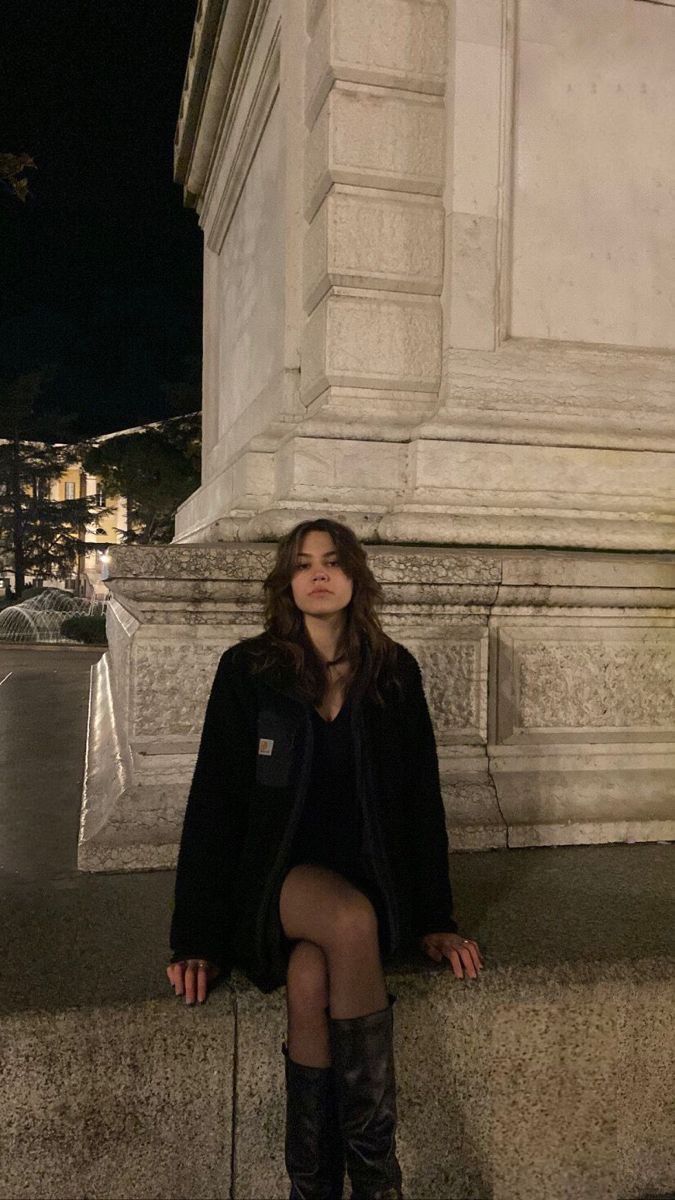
[
  {"left": 3, "top": 418, "right": 178, "bottom": 598},
  {"left": 49, "top": 456, "right": 127, "bottom": 599},
  {"left": 0, "top": 441, "right": 120, "bottom": 600}
]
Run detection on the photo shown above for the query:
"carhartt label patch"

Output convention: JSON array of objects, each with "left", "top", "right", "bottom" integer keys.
[{"left": 255, "top": 708, "right": 296, "bottom": 787}]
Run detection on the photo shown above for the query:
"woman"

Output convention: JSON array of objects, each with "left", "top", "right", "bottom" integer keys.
[{"left": 166, "top": 517, "right": 484, "bottom": 1200}]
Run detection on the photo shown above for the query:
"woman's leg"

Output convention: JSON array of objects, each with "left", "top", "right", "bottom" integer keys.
[
  {"left": 283, "top": 941, "right": 346, "bottom": 1199},
  {"left": 280, "top": 864, "right": 389, "bottom": 1036},
  {"left": 281, "top": 864, "right": 403, "bottom": 1199},
  {"left": 285, "top": 939, "right": 332, "bottom": 1067}
]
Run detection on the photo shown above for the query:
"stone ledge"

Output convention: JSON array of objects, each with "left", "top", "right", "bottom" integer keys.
[{"left": 2, "top": 956, "right": 672, "bottom": 1199}]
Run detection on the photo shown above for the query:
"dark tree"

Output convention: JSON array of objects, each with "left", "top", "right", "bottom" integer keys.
[
  {"left": 0, "top": 371, "right": 109, "bottom": 598},
  {"left": 0, "top": 152, "right": 36, "bottom": 202},
  {"left": 80, "top": 413, "right": 200, "bottom": 545}
]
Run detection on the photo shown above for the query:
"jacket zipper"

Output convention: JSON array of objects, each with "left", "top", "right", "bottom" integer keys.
[{"left": 253, "top": 704, "right": 315, "bottom": 969}]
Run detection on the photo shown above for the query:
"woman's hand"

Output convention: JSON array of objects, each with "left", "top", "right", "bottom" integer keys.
[
  {"left": 419, "top": 932, "right": 484, "bottom": 980},
  {"left": 166, "top": 958, "right": 221, "bottom": 1005}
]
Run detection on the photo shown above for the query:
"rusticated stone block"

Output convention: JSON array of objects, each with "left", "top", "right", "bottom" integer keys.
[
  {"left": 132, "top": 639, "right": 237, "bottom": 741},
  {"left": 370, "top": 547, "right": 500, "bottom": 585},
  {"left": 107, "top": 543, "right": 276, "bottom": 582},
  {"left": 303, "top": 186, "right": 444, "bottom": 314},
  {"left": 304, "top": 82, "right": 444, "bottom": 220},
  {"left": 306, "top": 0, "right": 447, "bottom": 126},
  {"left": 519, "top": 642, "right": 674, "bottom": 732},
  {"left": 301, "top": 288, "right": 442, "bottom": 405},
  {"left": 405, "top": 636, "right": 487, "bottom": 743}
]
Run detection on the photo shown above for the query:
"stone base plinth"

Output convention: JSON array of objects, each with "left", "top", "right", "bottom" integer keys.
[{"left": 79, "top": 543, "right": 675, "bottom": 872}]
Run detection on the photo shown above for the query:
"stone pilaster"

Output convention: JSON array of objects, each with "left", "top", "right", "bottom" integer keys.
[{"left": 244, "top": 0, "right": 450, "bottom": 538}]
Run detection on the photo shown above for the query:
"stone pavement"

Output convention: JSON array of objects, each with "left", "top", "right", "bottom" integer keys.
[{"left": 0, "top": 643, "right": 174, "bottom": 1017}]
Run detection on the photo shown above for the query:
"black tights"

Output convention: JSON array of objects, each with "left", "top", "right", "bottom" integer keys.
[{"left": 279, "top": 863, "right": 388, "bottom": 1067}]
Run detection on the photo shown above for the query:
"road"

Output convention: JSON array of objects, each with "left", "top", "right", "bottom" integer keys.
[
  {"left": 0, "top": 643, "right": 104, "bottom": 881},
  {"left": 0, "top": 642, "right": 177, "bottom": 1016}
]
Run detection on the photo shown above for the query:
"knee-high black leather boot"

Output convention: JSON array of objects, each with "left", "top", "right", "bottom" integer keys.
[
  {"left": 283, "top": 1040, "right": 346, "bottom": 1200},
  {"left": 327, "top": 993, "right": 404, "bottom": 1200}
]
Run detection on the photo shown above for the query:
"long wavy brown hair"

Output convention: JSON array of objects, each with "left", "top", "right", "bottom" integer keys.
[{"left": 246, "top": 518, "right": 404, "bottom": 707}]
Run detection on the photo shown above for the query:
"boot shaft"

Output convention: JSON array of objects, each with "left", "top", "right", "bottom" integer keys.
[
  {"left": 283, "top": 1040, "right": 346, "bottom": 1200},
  {"left": 328, "top": 993, "right": 403, "bottom": 1200}
]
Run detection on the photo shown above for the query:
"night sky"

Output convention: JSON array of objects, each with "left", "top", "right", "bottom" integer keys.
[{"left": 1, "top": 1, "right": 201, "bottom": 440}]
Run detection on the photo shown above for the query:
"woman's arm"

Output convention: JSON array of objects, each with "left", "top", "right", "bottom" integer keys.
[
  {"left": 169, "top": 645, "right": 255, "bottom": 974},
  {"left": 401, "top": 650, "right": 459, "bottom": 938}
]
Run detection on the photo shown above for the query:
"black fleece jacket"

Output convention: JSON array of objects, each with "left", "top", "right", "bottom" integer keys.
[{"left": 169, "top": 633, "right": 458, "bottom": 992}]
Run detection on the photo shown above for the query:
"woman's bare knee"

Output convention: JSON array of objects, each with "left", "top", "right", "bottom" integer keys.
[{"left": 286, "top": 939, "right": 330, "bottom": 1013}]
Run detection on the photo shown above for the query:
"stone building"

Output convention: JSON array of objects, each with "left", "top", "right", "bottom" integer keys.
[{"left": 79, "top": 0, "right": 675, "bottom": 871}]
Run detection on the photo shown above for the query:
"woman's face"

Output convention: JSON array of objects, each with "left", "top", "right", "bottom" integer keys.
[{"left": 289, "top": 529, "right": 353, "bottom": 620}]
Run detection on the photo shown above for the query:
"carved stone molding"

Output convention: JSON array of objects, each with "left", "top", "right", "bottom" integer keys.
[
  {"left": 174, "top": 0, "right": 259, "bottom": 206},
  {"left": 203, "top": 2, "right": 280, "bottom": 249},
  {"left": 492, "top": 622, "right": 675, "bottom": 746}
]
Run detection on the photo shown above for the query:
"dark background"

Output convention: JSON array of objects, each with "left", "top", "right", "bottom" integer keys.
[{"left": 0, "top": 1, "right": 201, "bottom": 439}]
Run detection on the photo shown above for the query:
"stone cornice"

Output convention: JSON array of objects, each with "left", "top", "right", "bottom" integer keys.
[
  {"left": 105, "top": 542, "right": 675, "bottom": 597},
  {"left": 204, "top": 3, "right": 280, "bottom": 250},
  {"left": 173, "top": 0, "right": 258, "bottom": 207}
]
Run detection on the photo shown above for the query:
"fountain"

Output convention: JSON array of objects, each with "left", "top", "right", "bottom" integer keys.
[{"left": 0, "top": 588, "right": 108, "bottom": 643}]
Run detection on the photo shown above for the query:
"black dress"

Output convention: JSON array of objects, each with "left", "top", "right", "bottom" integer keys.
[{"left": 285, "top": 689, "right": 388, "bottom": 939}]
